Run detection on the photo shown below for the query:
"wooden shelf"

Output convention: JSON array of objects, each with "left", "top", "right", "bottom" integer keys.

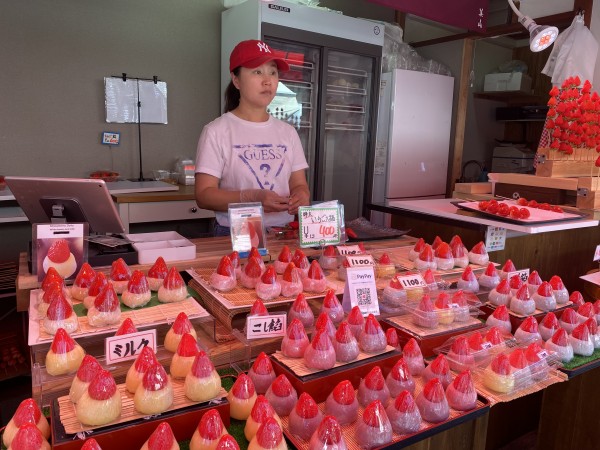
[{"left": 473, "top": 91, "right": 543, "bottom": 104}]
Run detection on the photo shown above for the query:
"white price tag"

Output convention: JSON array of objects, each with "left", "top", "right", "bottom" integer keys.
[
  {"left": 298, "top": 206, "right": 341, "bottom": 247},
  {"left": 537, "top": 349, "right": 549, "bottom": 359},
  {"left": 485, "top": 226, "right": 506, "bottom": 252},
  {"left": 346, "top": 254, "right": 375, "bottom": 267},
  {"left": 105, "top": 329, "right": 157, "bottom": 364},
  {"left": 337, "top": 245, "right": 362, "bottom": 255},
  {"left": 594, "top": 245, "right": 600, "bottom": 261},
  {"left": 396, "top": 274, "right": 427, "bottom": 290},
  {"left": 246, "top": 314, "right": 287, "bottom": 340},
  {"left": 507, "top": 269, "right": 530, "bottom": 283},
  {"left": 341, "top": 266, "right": 379, "bottom": 315},
  {"left": 481, "top": 341, "right": 493, "bottom": 350}
]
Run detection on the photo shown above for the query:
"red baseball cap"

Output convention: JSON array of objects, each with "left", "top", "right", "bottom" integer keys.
[{"left": 229, "top": 39, "right": 290, "bottom": 72}]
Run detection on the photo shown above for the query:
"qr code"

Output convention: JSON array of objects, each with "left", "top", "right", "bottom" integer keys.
[{"left": 357, "top": 288, "right": 372, "bottom": 306}]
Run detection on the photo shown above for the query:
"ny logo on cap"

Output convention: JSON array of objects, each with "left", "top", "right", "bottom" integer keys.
[{"left": 257, "top": 42, "right": 271, "bottom": 53}]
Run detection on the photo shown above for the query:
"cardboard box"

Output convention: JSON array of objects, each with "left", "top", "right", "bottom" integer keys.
[
  {"left": 484, "top": 73, "right": 532, "bottom": 93},
  {"left": 125, "top": 231, "right": 196, "bottom": 264}
]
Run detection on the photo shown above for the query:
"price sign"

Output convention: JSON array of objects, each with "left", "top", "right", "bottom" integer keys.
[
  {"left": 485, "top": 226, "right": 506, "bottom": 251},
  {"left": 396, "top": 274, "right": 427, "bottom": 290},
  {"left": 346, "top": 254, "right": 375, "bottom": 267},
  {"left": 105, "top": 329, "right": 157, "bottom": 364},
  {"left": 507, "top": 269, "right": 530, "bottom": 283},
  {"left": 246, "top": 314, "right": 287, "bottom": 340},
  {"left": 337, "top": 245, "right": 362, "bottom": 255},
  {"left": 481, "top": 341, "right": 493, "bottom": 350},
  {"left": 298, "top": 206, "right": 340, "bottom": 247},
  {"left": 594, "top": 245, "right": 600, "bottom": 261},
  {"left": 341, "top": 266, "right": 379, "bottom": 315},
  {"left": 537, "top": 349, "right": 549, "bottom": 359}
]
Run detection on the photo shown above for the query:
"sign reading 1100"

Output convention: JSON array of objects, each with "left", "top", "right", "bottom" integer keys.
[{"left": 298, "top": 206, "right": 341, "bottom": 247}]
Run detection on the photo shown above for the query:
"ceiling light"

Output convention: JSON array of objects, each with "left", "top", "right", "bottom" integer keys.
[{"left": 507, "top": 0, "right": 559, "bottom": 52}]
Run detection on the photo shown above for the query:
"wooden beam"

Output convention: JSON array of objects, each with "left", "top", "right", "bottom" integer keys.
[
  {"left": 448, "top": 38, "right": 474, "bottom": 196},
  {"left": 394, "top": 11, "right": 406, "bottom": 30}
]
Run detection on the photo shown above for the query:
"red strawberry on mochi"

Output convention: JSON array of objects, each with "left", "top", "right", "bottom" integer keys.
[
  {"left": 37, "top": 282, "right": 64, "bottom": 319},
  {"left": 434, "top": 242, "right": 454, "bottom": 270},
  {"left": 468, "top": 241, "right": 489, "bottom": 266},
  {"left": 43, "top": 291, "right": 78, "bottom": 335},
  {"left": 122, "top": 269, "right": 152, "bottom": 308},
  {"left": 315, "top": 312, "right": 336, "bottom": 340},
  {"left": 544, "top": 328, "right": 574, "bottom": 362},
  {"left": 170, "top": 332, "right": 199, "bottom": 379},
  {"left": 40, "top": 266, "right": 65, "bottom": 296},
  {"left": 304, "top": 328, "right": 336, "bottom": 370},
  {"left": 539, "top": 312, "right": 559, "bottom": 341},
  {"left": 422, "top": 268, "right": 437, "bottom": 289},
  {"left": 227, "top": 373, "right": 257, "bottom": 420},
  {"left": 265, "top": 374, "right": 297, "bottom": 417},
  {"left": 415, "top": 378, "right": 450, "bottom": 423},
  {"left": 248, "top": 352, "right": 276, "bottom": 395},
  {"left": 559, "top": 308, "right": 579, "bottom": 334},
  {"left": 87, "top": 284, "right": 121, "bottom": 327},
  {"left": 255, "top": 266, "right": 282, "bottom": 301},
  {"left": 499, "top": 260, "right": 516, "bottom": 280},
  {"left": 83, "top": 272, "right": 108, "bottom": 310},
  {"left": 415, "top": 244, "right": 437, "bottom": 271},
  {"left": 228, "top": 251, "right": 241, "bottom": 280},
  {"left": 77, "top": 369, "right": 122, "bottom": 426},
  {"left": 291, "top": 248, "right": 310, "bottom": 276},
  {"left": 69, "top": 355, "right": 102, "bottom": 403},
  {"left": 321, "top": 289, "right": 344, "bottom": 325},
  {"left": 385, "top": 328, "right": 399, "bottom": 348},
  {"left": 485, "top": 326, "right": 507, "bottom": 345},
  {"left": 248, "top": 417, "right": 287, "bottom": 450},
  {"left": 126, "top": 345, "right": 159, "bottom": 394},
  {"left": 510, "top": 285, "right": 535, "bottom": 316},
  {"left": 115, "top": 317, "right": 137, "bottom": 336},
  {"left": 287, "top": 293, "right": 313, "bottom": 328},
  {"left": 216, "top": 435, "right": 240, "bottom": 450},
  {"left": 486, "top": 304, "right": 512, "bottom": 334},
  {"left": 376, "top": 252, "right": 395, "bottom": 278},
  {"left": 357, "top": 366, "right": 391, "bottom": 408},
  {"left": 385, "top": 390, "right": 422, "bottom": 435},
  {"left": 7, "top": 423, "right": 50, "bottom": 450},
  {"left": 422, "top": 354, "right": 453, "bottom": 388},
  {"left": 411, "top": 295, "right": 439, "bottom": 329},
  {"left": 333, "top": 321, "right": 359, "bottom": 363},
  {"left": 515, "top": 316, "right": 542, "bottom": 344},
  {"left": 446, "top": 370, "right": 477, "bottom": 411},
  {"left": 241, "top": 257, "right": 264, "bottom": 289},
  {"left": 281, "top": 318, "right": 309, "bottom": 358},
  {"left": 527, "top": 270, "right": 543, "bottom": 295},
  {"left": 45, "top": 328, "right": 85, "bottom": 376},
  {"left": 583, "top": 318, "right": 600, "bottom": 348},
  {"left": 245, "top": 395, "right": 282, "bottom": 442},
  {"left": 303, "top": 260, "right": 327, "bottom": 293},
  {"left": 184, "top": 350, "right": 221, "bottom": 403},
  {"left": 280, "top": 263, "right": 302, "bottom": 298},
  {"left": 525, "top": 341, "right": 550, "bottom": 381},
  {"left": 402, "top": 338, "right": 425, "bottom": 376},
  {"left": 447, "top": 336, "right": 475, "bottom": 372},
  {"left": 140, "top": 422, "right": 179, "bottom": 450},
  {"left": 483, "top": 353, "right": 514, "bottom": 393},
  {"left": 337, "top": 258, "right": 350, "bottom": 281},
  {"left": 134, "top": 363, "right": 173, "bottom": 415},
  {"left": 479, "top": 262, "right": 500, "bottom": 289},
  {"left": 43, "top": 238, "right": 77, "bottom": 279},
  {"left": 347, "top": 306, "right": 364, "bottom": 339},
  {"left": 570, "top": 323, "right": 594, "bottom": 356},
  {"left": 158, "top": 267, "right": 187, "bottom": 303},
  {"left": 2, "top": 399, "right": 50, "bottom": 448},
  {"left": 533, "top": 281, "right": 556, "bottom": 312},
  {"left": 210, "top": 255, "right": 237, "bottom": 292},
  {"left": 319, "top": 245, "right": 339, "bottom": 270},
  {"left": 488, "top": 279, "right": 511, "bottom": 307},
  {"left": 576, "top": 302, "right": 595, "bottom": 323},
  {"left": 569, "top": 291, "right": 585, "bottom": 308},
  {"left": 288, "top": 392, "right": 323, "bottom": 441},
  {"left": 109, "top": 258, "right": 131, "bottom": 294},
  {"left": 408, "top": 238, "right": 425, "bottom": 261},
  {"left": 308, "top": 416, "right": 348, "bottom": 450},
  {"left": 385, "top": 357, "right": 415, "bottom": 397},
  {"left": 274, "top": 245, "right": 292, "bottom": 274},
  {"left": 508, "top": 274, "right": 524, "bottom": 295},
  {"left": 164, "top": 312, "right": 197, "bottom": 353},
  {"left": 189, "top": 409, "right": 227, "bottom": 450},
  {"left": 324, "top": 380, "right": 358, "bottom": 425},
  {"left": 549, "top": 275, "right": 569, "bottom": 304},
  {"left": 147, "top": 256, "right": 168, "bottom": 291},
  {"left": 431, "top": 236, "right": 443, "bottom": 250},
  {"left": 450, "top": 236, "right": 469, "bottom": 268},
  {"left": 71, "top": 263, "right": 96, "bottom": 301},
  {"left": 359, "top": 314, "right": 387, "bottom": 353},
  {"left": 355, "top": 400, "right": 393, "bottom": 449},
  {"left": 458, "top": 266, "right": 479, "bottom": 292},
  {"left": 381, "top": 276, "right": 407, "bottom": 313}
]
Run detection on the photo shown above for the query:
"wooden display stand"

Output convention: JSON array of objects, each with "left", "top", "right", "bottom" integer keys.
[{"left": 535, "top": 147, "right": 598, "bottom": 178}]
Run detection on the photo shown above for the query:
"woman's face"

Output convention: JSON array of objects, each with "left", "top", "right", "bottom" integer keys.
[{"left": 232, "top": 61, "right": 279, "bottom": 110}]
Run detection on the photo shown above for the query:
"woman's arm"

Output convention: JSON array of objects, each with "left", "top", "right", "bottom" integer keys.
[{"left": 287, "top": 169, "right": 310, "bottom": 215}]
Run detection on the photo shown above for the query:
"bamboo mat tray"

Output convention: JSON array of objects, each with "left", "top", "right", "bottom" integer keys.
[
  {"left": 57, "top": 379, "right": 227, "bottom": 434},
  {"left": 385, "top": 314, "right": 484, "bottom": 339},
  {"left": 482, "top": 300, "right": 573, "bottom": 319},
  {"left": 28, "top": 290, "right": 210, "bottom": 345},
  {"left": 281, "top": 378, "right": 489, "bottom": 450},
  {"left": 271, "top": 345, "right": 396, "bottom": 378}
]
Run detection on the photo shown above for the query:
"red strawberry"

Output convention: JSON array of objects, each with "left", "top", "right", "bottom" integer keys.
[
  {"left": 449, "top": 235, "right": 464, "bottom": 247},
  {"left": 470, "top": 242, "right": 486, "bottom": 255},
  {"left": 435, "top": 242, "right": 452, "bottom": 259},
  {"left": 541, "top": 312, "right": 559, "bottom": 328},
  {"left": 148, "top": 256, "right": 168, "bottom": 279},
  {"left": 422, "top": 378, "right": 445, "bottom": 402},
  {"left": 514, "top": 285, "right": 530, "bottom": 301},
  {"left": 570, "top": 291, "right": 585, "bottom": 307},
  {"left": 94, "top": 284, "right": 120, "bottom": 312},
  {"left": 172, "top": 312, "right": 193, "bottom": 335},
  {"left": 286, "top": 319, "right": 307, "bottom": 341},
  {"left": 388, "top": 276, "right": 403, "bottom": 290},
  {"left": 364, "top": 366, "right": 385, "bottom": 390},
  {"left": 520, "top": 316, "right": 539, "bottom": 333},
  {"left": 362, "top": 399, "right": 388, "bottom": 427},
  {"left": 431, "top": 236, "right": 443, "bottom": 250},
  {"left": 216, "top": 435, "right": 240, "bottom": 450},
  {"left": 394, "top": 391, "right": 417, "bottom": 413},
  {"left": 260, "top": 266, "right": 277, "bottom": 284},
  {"left": 148, "top": 422, "right": 176, "bottom": 450},
  {"left": 252, "top": 352, "right": 273, "bottom": 375},
  {"left": 76, "top": 355, "right": 102, "bottom": 382},
  {"left": 378, "top": 253, "right": 391, "bottom": 265},
  {"left": 292, "top": 249, "right": 309, "bottom": 270},
  {"left": 249, "top": 247, "right": 261, "bottom": 259},
  {"left": 316, "top": 312, "right": 334, "bottom": 332},
  {"left": 163, "top": 267, "right": 184, "bottom": 289},
  {"left": 549, "top": 275, "right": 565, "bottom": 290},
  {"left": 323, "top": 290, "right": 340, "bottom": 309},
  {"left": 115, "top": 318, "right": 137, "bottom": 336},
  {"left": 176, "top": 333, "right": 199, "bottom": 357},
  {"left": 492, "top": 305, "right": 509, "bottom": 321},
  {"left": 418, "top": 244, "right": 434, "bottom": 262},
  {"left": 495, "top": 279, "right": 511, "bottom": 295},
  {"left": 110, "top": 258, "right": 131, "bottom": 282},
  {"left": 429, "top": 354, "right": 449, "bottom": 375},
  {"left": 525, "top": 342, "right": 544, "bottom": 363},
  {"left": 578, "top": 302, "right": 594, "bottom": 319},
  {"left": 88, "top": 369, "right": 117, "bottom": 400},
  {"left": 282, "top": 263, "right": 298, "bottom": 283},
  {"left": 452, "top": 370, "right": 474, "bottom": 394},
  {"left": 290, "top": 293, "right": 310, "bottom": 312},
  {"left": 551, "top": 328, "right": 569, "bottom": 346},
  {"left": 47, "top": 293, "right": 73, "bottom": 320},
  {"left": 41, "top": 282, "right": 64, "bottom": 304},
  {"left": 528, "top": 271, "right": 542, "bottom": 286},
  {"left": 358, "top": 243, "right": 366, "bottom": 252},
  {"left": 501, "top": 260, "right": 516, "bottom": 273},
  {"left": 133, "top": 346, "right": 158, "bottom": 372},
  {"left": 461, "top": 266, "right": 476, "bottom": 281},
  {"left": 451, "top": 241, "right": 467, "bottom": 258},
  {"left": 324, "top": 245, "right": 337, "bottom": 257},
  {"left": 307, "top": 260, "right": 325, "bottom": 280},
  {"left": 484, "top": 263, "right": 497, "bottom": 277},
  {"left": 127, "top": 270, "right": 150, "bottom": 294},
  {"left": 41, "top": 267, "right": 64, "bottom": 291},
  {"left": 244, "top": 257, "right": 263, "bottom": 278},
  {"left": 561, "top": 308, "right": 578, "bottom": 324},
  {"left": 251, "top": 395, "right": 277, "bottom": 423},
  {"left": 417, "top": 295, "right": 435, "bottom": 312},
  {"left": 386, "top": 328, "right": 399, "bottom": 347},
  {"left": 310, "top": 328, "right": 333, "bottom": 350},
  {"left": 413, "top": 238, "right": 425, "bottom": 252},
  {"left": 256, "top": 417, "right": 283, "bottom": 448},
  {"left": 74, "top": 263, "right": 96, "bottom": 288},
  {"left": 228, "top": 251, "right": 240, "bottom": 269},
  {"left": 216, "top": 256, "right": 234, "bottom": 277},
  {"left": 490, "top": 354, "right": 511, "bottom": 375},
  {"left": 10, "top": 423, "right": 44, "bottom": 449},
  {"left": 509, "top": 275, "right": 523, "bottom": 290},
  {"left": 455, "top": 291, "right": 470, "bottom": 308},
  {"left": 250, "top": 299, "right": 268, "bottom": 316},
  {"left": 347, "top": 306, "right": 364, "bottom": 326},
  {"left": 88, "top": 272, "right": 108, "bottom": 297},
  {"left": 485, "top": 327, "right": 503, "bottom": 345},
  {"left": 572, "top": 323, "right": 590, "bottom": 341},
  {"left": 450, "top": 336, "right": 470, "bottom": 355},
  {"left": 81, "top": 438, "right": 102, "bottom": 450},
  {"left": 47, "top": 239, "right": 70, "bottom": 263},
  {"left": 341, "top": 259, "right": 351, "bottom": 268},
  {"left": 277, "top": 246, "right": 292, "bottom": 263},
  {"left": 142, "top": 364, "right": 169, "bottom": 392},
  {"left": 270, "top": 374, "right": 293, "bottom": 397},
  {"left": 316, "top": 416, "right": 343, "bottom": 445},
  {"left": 12, "top": 398, "right": 42, "bottom": 427},
  {"left": 363, "top": 314, "right": 382, "bottom": 335},
  {"left": 537, "top": 282, "right": 553, "bottom": 297},
  {"left": 389, "top": 358, "right": 411, "bottom": 381},
  {"left": 584, "top": 318, "right": 598, "bottom": 335},
  {"left": 335, "top": 321, "right": 355, "bottom": 344},
  {"left": 403, "top": 338, "right": 422, "bottom": 357},
  {"left": 295, "top": 392, "right": 319, "bottom": 418},
  {"left": 190, "top": 351, "right": 216, "bottom": 378},
  {"left": 509, "top": 349, "right": 528, "bottom": 369},
  {"left": 435, "top": 292, "right": 451, "bottom": 309},
  {"left": 231, "top": 373, "right": 255, "bottom": 399},
  {"left": 197, "top": 409, "right": 224, "bottom": 439},
  {"left": 332, "top": 380, "right": 355, "bottom": 405},
  {"left": 468, "top": 332, "right": 484, "bottom": 351},
  {"left": 422, "top": 269, "right": 436, "bottom": 284}
]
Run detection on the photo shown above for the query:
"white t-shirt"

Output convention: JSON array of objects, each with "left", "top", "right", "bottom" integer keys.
[{"left": 195, "top": 112, "right": 309, "bottom": 227}]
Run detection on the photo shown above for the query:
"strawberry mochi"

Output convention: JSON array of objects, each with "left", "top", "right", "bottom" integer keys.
[
  {"left": 184, "top": 350, "right": 222, "bottom": 402},
  {"left": 514, "top": 316, "right": 542, "bottom": 345},
  {"left": 241, "top": 257, "right": 264, "bottom": 289},
  {"left": 357, "top": 366, "right": 391, "bottom": 408},
  {"left": 380, "top": 276, "right": 407, "bottom": 313},
  {"left": 488, "top": 279, "right": 511, "bottom": 307},
  {"left": 468, "top": 241, "right": 489, "bottom": 266},
  {"left": 274, "top": 246, "right": 293, "bottom": 274},
  {"left": 291, "top": 248, "right": 310, "bottom": 276},
  {"left": 402, "top": 338, "right": 425, "bottom": 376},
  {"left": 321, "top": 290, "right": 344, "bottom": 325},
  {"left": 304, "top": 328, "right": 336, "bottom": 370},
  {"left": 256, "top": 266, "right": 282, "bottom": 301},
  {"left": 385, "top": 390, "right": 422, "bottom": 434},
  {"left": 164, "top": 312, "right": 198, "bottom": 353},
  {"left": 527, "top": 270, "right": 543, "bottom": 295},
  {"left": 308, "top": 416, "right": 348, "bottom": 450},
  {"left": 315, "top": 312, "right": 336, "bottom": 340},
  {"left": 415, "top": 244, "right": 437, "bottom": 271},
  {"left": 346, "top": 306, "right": 365, "bottom": 339},
  {"left": 2, "top": 399, "right": 50, "bottom": 448},
  {"left": 288, "top": 392, "right": 324, "bottom": 441},
  {"left": 457, "top": 266, "right": 479, "bottom": 292},
  {"left": 355, "top": 400, "right": 393, "bottom": 450},
  {"left": 265, "top": 374, "right": 297, "bottom": 417},
  {"left": 244, "top": 395, "right": 282, "bottom": 442},
  {"left": 570, "top": 323, "right": 594, "bottom": 356},
  {"left": 485, "top": 305, "right": 512, "bottom": 335},
  {"left": 43, "top": 291, "right": 78, "bottom": 335},
  {"left": 87, "top": 283, "right": 122, "bottom": 327},
  {"left": 6, "top": 423, "right": 51, "bottom": 450},
  {"left": 422, "top": 354, "right": 453, "bottom": 388},
  {"left": 359, "top": 314, "right": 387, "bottom": 353},
  {"left": 248, "top": 352, "right": 276, "bottom": 395},
  {"left": 43, "top": 238, "right": 77, "bottom": 279},
  {"left": 479, "top": 263, "right": 500, "bottom": 289},
  {"left": 385, "top": 357, "right": 416, "bottom": 397},
  {"left": 569, "top": 291, "right": 585, "bottom": 308},
  {"left": 408, "top": 238, "right": 425, "bottom": 261},
  {"left": 216, "top": 435, "right": 240, "bottom": 450},
  {"left": 287, "top": 293, "right": 314, "bottom": 329},
  {"left": 140, "top": 422, "right": 180, "bottom": 450},
  {"left": 411, "top": 295, "right": 439, "bottom": 329},
  {"left": 539, "top": 312, "right": 560, "bottom": 342},
  {"left": 483, "top": 353, "right": 514, "bottom": 393},
  {"left": 532, "top": 282, "right": 556, "bottom": 312},
  {"left": 210, "top": 256, "right": 237, "bottom": 292},
  {"left": 170, "top": 333, "right": 200, "bottom": 379},
  {"left": 134, "top": 363, "right": 174, "bottom": 415},
  {"left": 434, "top": 292, "right": 455, "bottom": 325},
  {"left": 70, "top": 263, "right": 96, "bottom": 301},
  {"left": 415, "top": 378, "right": 450, "bottom": 423},
  {"left": 510, "top": 285, "right": 536, "bottom": 316},
  {"left": 126, "top": 345, "right": 160, "bottom": 394},
  {"left": 333, "top": 321, "right": 360, "bottom": 363},
  {"left": 281, "top": 318, "right": 310, "bottom": 358},
  {"left": 147, "top": 256, "right": 169, "bottom": 291},
  {"left": 376, "top": 252, "right": 396, "bottom": 278},
  {"left": 549, "top": 275, "right": 569, "bottom": 304},
  {"left": 385, "top": 328, "right": 400, "bottom": 348},
  {"left": 83, "top": 272, "right": 109, "bottom": 310},
  {"left": 122, "top": 270, "right": 152, "bottom": 308},
  {"left": 303, "top": 261, "right": 327, "bottom": 293},
  {"left": 319, "top": 245, "right": 339, "bottom": 270},
  {"left": 324, "top": 380, "right": 358, "bottom": 425},
  {"left": 109, "top": 258, "right": 131, "bottom": 294},
  {"left": 37, "top": 282, "right": 67, "bottom": 319},
  {"left": 158, "top": 267, "right": 188, "bottom": 303},
  {"left": 446, "top": 336, "right": 475, "bottom": 373},
  {"left": 445, "top": 370, "right": 477, "bottom": 411},
  {"left": 115, "top": 317, "right": 138, "bottom": 336},
  {"left": 545, "top": 328, "right": 574, "bottom": 362},
  {"left": 69, "top": 355, "right": 102, "bottom": 403},
  {"left": 189, "top": 409, "right": 228, "bottom": 450},
  {"left": 280, "top": 263, "right": 303, "bottom": 298},
  {"left": 248, "top": 417, "right": 287, "bottom": 450},
  {"left": 227, "top": 373, "right": 258, "bottom": 420},
  {"left": 76, "top": 369, "right": 122, "bottom": 426},
  {"left": 45, "top": 328, "right": 85, "bottom": 376},
  {"left": 559, "top": 308, "right": 579, "bottom": 334},
  {"left": 499, "top": 260, "right": 516, "bottom": 280},
  {"left": 434, "top": 242, "right": 454, "bottom": 270}
]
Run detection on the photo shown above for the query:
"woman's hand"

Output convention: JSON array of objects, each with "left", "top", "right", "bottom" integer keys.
[
  {"left": 287, "top": 170, "right": 310, "bottom": 215},
  {"left": 241, "top": 189, "right": 289, "bottom": 213}
]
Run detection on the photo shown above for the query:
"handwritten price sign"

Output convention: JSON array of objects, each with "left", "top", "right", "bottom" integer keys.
[
  {"left": 298, "top": 206, "right": 341, "bottom": 247},
  {"left": 507, "top": 269, "right": 530, "bottom": 283}
]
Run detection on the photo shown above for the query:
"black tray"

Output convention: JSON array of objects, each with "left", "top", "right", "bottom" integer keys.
[
  {"left": 345, "top": 217, "right": 410, "bottom": 241},
  {"left": 451, "top": 201, "right": 589, "bottom": 225}
]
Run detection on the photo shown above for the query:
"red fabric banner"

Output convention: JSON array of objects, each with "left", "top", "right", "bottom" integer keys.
[{"left": 367, "top": 0, "right": 488, "bottom": 32}]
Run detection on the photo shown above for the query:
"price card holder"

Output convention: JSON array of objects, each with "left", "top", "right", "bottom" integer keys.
[
  {"left": 228, "top": 202, "right": 267, "bottom": 258},
  {"left": 507, "top": 269, "right": 530, "bottom": 283},
  {"left": 105, "top": 329, "right": 157, "bottom": 364},
  {"left": 298, "top": 205, "right": 341, "bottom": 248},
  {"left": 346, "top": 254, "right": 375, "bottom": 267},
  {"left": 32, "top": 223, "right": 88, "bottom": 281},
  {"left": 395, "top": 273, "right": 427, "bottom": 290},
  {"left": 246, "top": 314, "right": 287, "bottom": 340},
  {"left": 485, "top": 226, "right": 506, "bottom": 252},
  {"left": 337, "top": 245, "right": 362, "bottom": 256},
  {"left": 341, "top": 266, "right": 379, "bottom": 315}
]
